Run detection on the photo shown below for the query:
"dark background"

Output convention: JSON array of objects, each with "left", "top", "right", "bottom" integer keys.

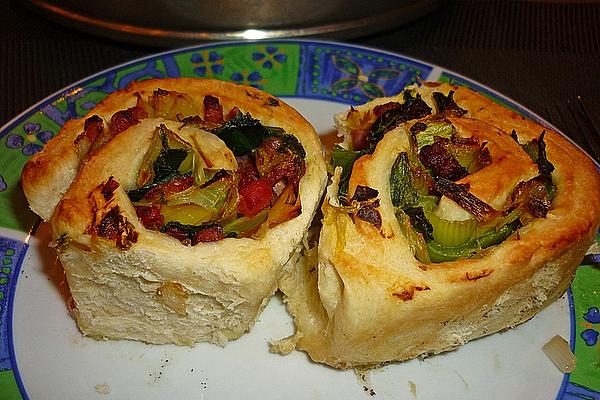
[{"left": 2, "top": 0, "right": 599, "bottom": 153}]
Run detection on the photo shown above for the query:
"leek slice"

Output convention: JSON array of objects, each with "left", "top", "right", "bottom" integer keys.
[
  {"left": 161, "top": 204, "right": 216, "bottom": 226},
  {"left": 395, "top": 211, "right": 431, "bottom": 263},
  {"left": 223, "top": 208, "right": 269, "bottom": 237},
  {"left": 177, "top": 151, "right": 209, "bottom": 186},
  {"left": 165, "top": 180, "right": 230, "bottom": 209},
  {"left": 427, "top": 221, "right": 517, "bottom": 262},
  {"left": 137, "top": 124, "right": 196, "bottom": 187},
  {"left": 415, "top": 121, "right": 454, "bottom": 150},
  {"left": 331, "top": 144, "right": 362, "bottom": 197},
  {"left": 390, "top": 152, "right": 418, "bottom": 208},
  {"left": 425, "top": 209, "right": 478, "bottom": 247}
]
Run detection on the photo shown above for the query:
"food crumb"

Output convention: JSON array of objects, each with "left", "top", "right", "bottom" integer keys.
[
  {"left": 408, "top": 380, "right": 417, "bottom": 397},
  {"left": 95, "top": 383, "right": 111, "bottom": 395}
]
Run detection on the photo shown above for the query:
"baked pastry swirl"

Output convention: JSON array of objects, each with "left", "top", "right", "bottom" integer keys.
[
  {"left": 278, "top": 82, "right": 600, "bottom": 368},
  {"left": 21, "top": 78, "right": 327, "bottom": 345}
]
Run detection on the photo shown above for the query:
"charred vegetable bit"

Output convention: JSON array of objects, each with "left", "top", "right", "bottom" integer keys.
[
  {"left": 344, "top": 185, "right": 383, "bottom": 228},
  {"left": 95, "top": 206, "right": 139, "bottom": 250},
  {"left": 514, "top": 130, "right": 556, "bottom": 206},
  {"left": 414, "top": 121, "right": 490, "bottom": 179},
  {"left": 255, "top": 135, "right": 306, "bottom": 191},
  {"left": 124, "top": 93, "right": 306, "bottom": 245},
  {"left": 404, "top": 207, "right": 433, "bottom": 240},
  {"left": 212, "top": 110, "right": 283, "bottom": 156},
  {"left": 352, "top": 185, "right": 379, "bottom": 202},
  {"left": 509, "top": 175, "right": 554, "bottom": 220},
  {"left": 127, "top": 125, "right": 196, "bottom": 203},
  {"left": 420, "top": 140, "right": 469, "bottom": 181},
  {"left": 432, "top": 90, "right": 467, "bottom": 116},
  {"left": 521, "top": 131, "right": 555, "bottom": 176},
  {"left": 365, "top": 92, "right": 432, "bottom": 153},
  {"left": 434, "top": 178, "right": 499, "bottom": 223},
  {"left": 389, "top": 152, "right": 435, "bottom": 262},
  {"left": 356, "top": 201, "right": 382, "bottom": 228}
]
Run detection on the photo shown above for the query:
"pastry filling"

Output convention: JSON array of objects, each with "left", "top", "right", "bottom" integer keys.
[
  {"left": 332, "top": 90, "right": 556, "bottom": 263},
  {"left": 79, "top": 89, "right": 306, "bottom": 245}
]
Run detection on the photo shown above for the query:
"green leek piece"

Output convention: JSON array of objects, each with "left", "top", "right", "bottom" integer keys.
[
  {"left": 165, "top": 179, "right": 230, "bottom": 209},
  {"left": 161, "top": 203, "right": 216, "bottom": 226},
  {"left": 390, "top": 152, "right": 418, "bottom": 208},
  {"left": 449, "top": 143, "right": 480, "bottom": 172},
  {"left": 212, "top": 112, "right": 272, "bottom": 155},
  {"left": 425, "top": 209, "right": 478, "bottom": 247},
  {"left": 331, "top": 144, "right": 362, "bottom": 197},
  {"left": 223, "top": 208, "right": 269, "bottom": 237},
  {"left": 395, "top": 211, "right": 431, "bottom": 264},
  {"left": 415, "top": 121, "right": 455, "bottom": 150},
  {"left": 134, "top": 124, "right": 197, "bottom": 196},
  {"left": 427, "top": 221, "right": 517, "bottom": 263}
]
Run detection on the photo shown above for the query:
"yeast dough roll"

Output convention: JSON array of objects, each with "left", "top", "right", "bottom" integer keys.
[
  {"left": 278, "top": 82, "right": 600, "bottom": 368},
  {"left": 21, "top": 78, "right": 327, "bottom": 345}
]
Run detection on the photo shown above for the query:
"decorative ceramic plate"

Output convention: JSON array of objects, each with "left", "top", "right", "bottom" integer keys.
[{"left": 0, "top": 40, "right": 598, "bottom": 400}]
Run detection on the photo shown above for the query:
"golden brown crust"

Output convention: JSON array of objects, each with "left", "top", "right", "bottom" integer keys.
[
  {"left": 21, "top": 78, "right": 327, "bottom": 345},
  {"left": 279, "top": 82, "right": 600, "bottom": 368}
]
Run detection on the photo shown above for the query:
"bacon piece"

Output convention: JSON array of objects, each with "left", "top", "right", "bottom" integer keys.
[
  {"left": 74, "top": 115, "right": 104, "bottom": 145},
  {"left": 350, "top": 129, "right": 370, "bottom": 151},
  {"left": 192, "top": 224, "right": 225, "bottom": 244},
  {"left": 142, "top": 175, "right": 194, "bottom": 203},
  {"left": 238, "top": 178, "right": 273, "bottom": 217},
  {"left": 109, "top": 106, "right": 148, "bottom": 136},
  {"left": 225, "top": 106, "right": 242, "bottom": 121},
  {"left": 203, "top": 95, "right": 224, "bottom": 124},
  {"left": 373, "top": 102, "right": 401, "bottom": 117},
  {"left": 74, "top": 115, "right": 105, "bottom": 159},
  {"left": 162, "top": 223, "right": 192, "bottom": 245},
  {"left": 135, "top": 205, "right": 164, "bottom": 230},
  {"left": 264, "top": 158, "right": 304, "bottom": 192}
]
